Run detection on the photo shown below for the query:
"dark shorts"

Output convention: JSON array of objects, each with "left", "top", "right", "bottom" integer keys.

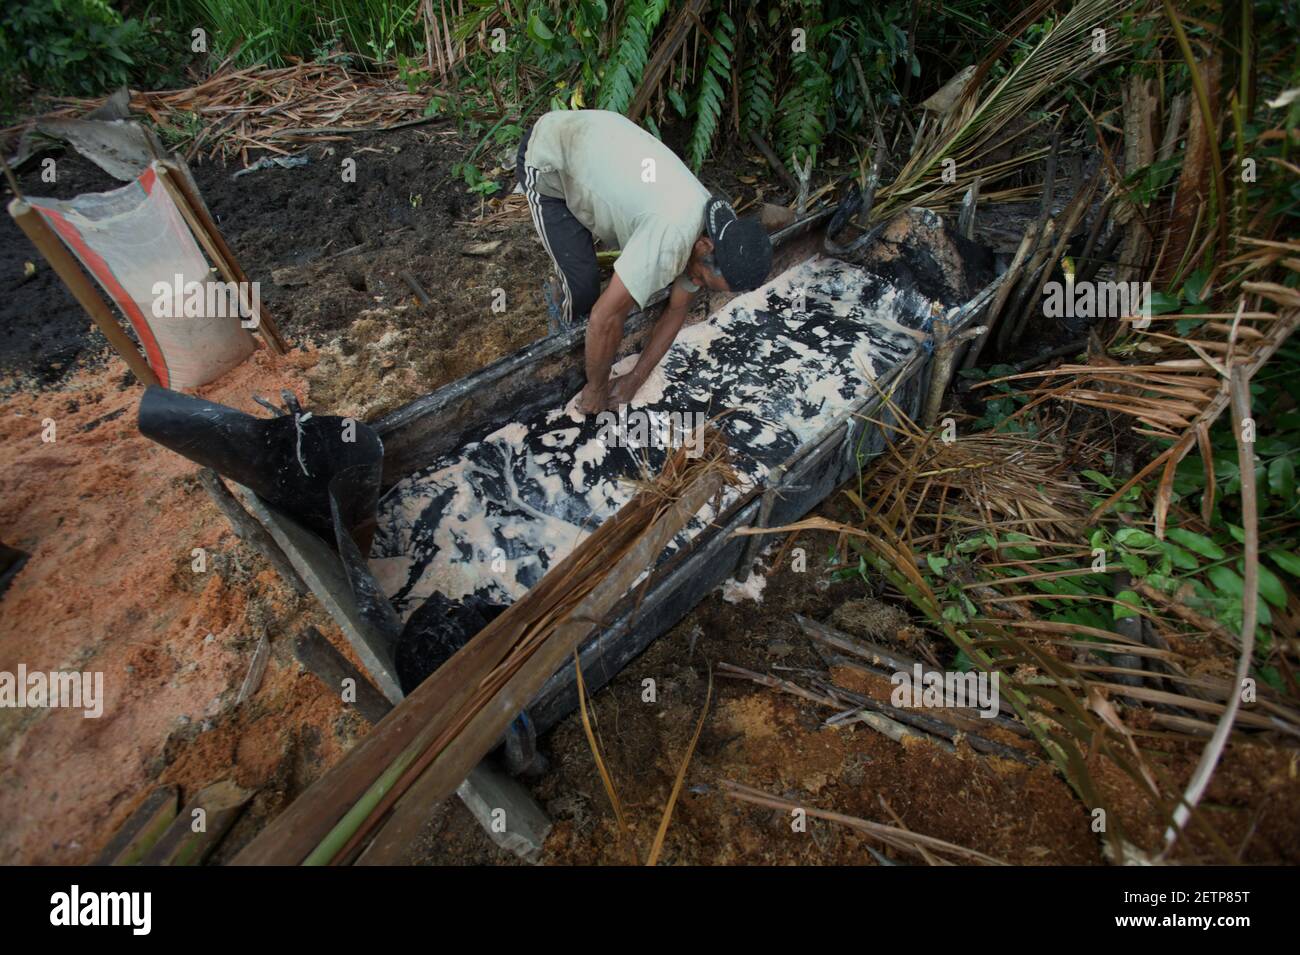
[{"left": 516, "top": 125, "right": 600, "bottom": 327}]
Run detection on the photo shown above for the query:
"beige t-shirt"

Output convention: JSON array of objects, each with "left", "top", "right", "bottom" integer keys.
[{"left": 524, "top": 110, "right": 711, "bottom": 307}]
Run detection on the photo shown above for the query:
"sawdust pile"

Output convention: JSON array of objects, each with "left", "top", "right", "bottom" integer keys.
[{"left": 0, "top": 346, "right": 367, "bottom": 863}]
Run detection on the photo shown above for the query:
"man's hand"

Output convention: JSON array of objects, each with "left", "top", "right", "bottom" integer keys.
[
  {"left": 606, "top": 277, "right": 695, "bottom": 403},
  {"left": 575, "top": 379, "right": 609, "bottom": 415},
  {"left": 606, "top": 372, "right": 644, "bottom": 408}
]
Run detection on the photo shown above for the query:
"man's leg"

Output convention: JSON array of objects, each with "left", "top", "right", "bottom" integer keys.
[{"left": 516, "top": 133, "right": 600, "bottom": 329}]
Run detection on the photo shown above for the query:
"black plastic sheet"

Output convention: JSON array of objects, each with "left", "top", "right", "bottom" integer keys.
[{"left": 138, "top": 386, "right": 397, "bottom": 644}]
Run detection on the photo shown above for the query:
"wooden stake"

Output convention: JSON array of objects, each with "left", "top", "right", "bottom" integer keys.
[
  {"left": 7, "top": 199, "right": 160, "bottom": 387},
  {"left": 294, "top": 626, "right": 393, "bottom": 725}
]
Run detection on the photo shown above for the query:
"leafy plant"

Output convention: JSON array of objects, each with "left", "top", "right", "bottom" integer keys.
[
  {"left": 776, "top": 38, "right": 832, "bottom": 169},
  {"left": 596, "top": 0, "right": 669, "bottom": 115},
  {"left": 738, "top": 57, "right": 776, "bottom": 135},
  {"left": 1, "top": 0, "right": 161, "bottom": 105},
  {"left": 451, "top": 160, "right": 501, "bottom": 197},
  {"left": 684, "top": 9, "right": 735, "bottom": 172},
  {"left": 395, "top": 52, "right": 430, "bottom": 93}
]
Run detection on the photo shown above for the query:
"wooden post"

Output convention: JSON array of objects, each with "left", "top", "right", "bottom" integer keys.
[
  {"left": 8, "top": 199, "right": 160, "bottom": 387},
  {"left": 157, "top": 162, "right": 289, "bottom": 355}
]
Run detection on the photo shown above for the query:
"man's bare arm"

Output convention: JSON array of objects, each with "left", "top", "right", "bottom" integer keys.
[
  {"left": 577, "top": 272, "right": 638, "bottom": 414},
  {"left": 607, "top": 277, "right": 696, "bottom": 407}
]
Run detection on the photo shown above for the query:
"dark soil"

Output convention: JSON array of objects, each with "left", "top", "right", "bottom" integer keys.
[
  {"left": 0, "top": 126, "right": 552, "bottom": 390},
  {"left": 1, "top": 154, "right": 121, "bottom": 384}
]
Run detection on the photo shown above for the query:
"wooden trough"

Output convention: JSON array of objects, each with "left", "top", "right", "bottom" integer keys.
[{"left": 232, "top": 208, "right": 1002, "bottom": 842}]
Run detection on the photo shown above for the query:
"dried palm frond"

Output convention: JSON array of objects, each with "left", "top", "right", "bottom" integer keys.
[
  {"left": 990, "top": 244, "right": 1300, "bottom": 535},
  {"left": 874, "top": 0, "right": 1138, "bottom": 219},
  {"left": 575, "top": 649, "right": 636, "bottom": 864},
  {"left": 852, "top": 411, "right": 1091, "bottom": 542},
  {"left": 12, "top": 60, "right": 439, "bottom": 164},
  {"left": 646, "top": 665, "right": 712, "bottom": 866}
]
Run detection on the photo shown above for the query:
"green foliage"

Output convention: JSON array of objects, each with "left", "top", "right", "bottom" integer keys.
[
  {"left": 596, "top": 0, "right": 668, "bottom": 114},
  {"left": 824, "top": 3, "right": 913, "bottom": 127},
  {"left": 960, "top": 364, "right": 1035, "bottom": 432},
  {"left": 451, "top": 160, "right": 501, "bottom": 197},
  {"left": 776, "top": 48, "right": 831, "bottom": 169},
  {"left": 1, "top": 0, "right": 162, "bottom": 103},
  {"left": 738, "top": 58, "right": 775, "bottom": 135},
  {"left": 395, "top": 52, "right": 430, "bottom": 94},
  {"left": 684, "top": 10, "right": 735, "bottom": 172},
  {"left": 156, "top": 0, "right": 427, "bottom": 70}
]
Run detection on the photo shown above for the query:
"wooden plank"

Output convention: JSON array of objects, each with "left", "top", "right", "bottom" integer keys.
[
  {"left": 93, "top": 785, "right": 178, "bottom": 865},
  {"left": 140, "top": 780, "right": 252, "bottom": 865},
  {"left": 444, "top": 765, "right": 552, "bottom": 865},
  {"left": 233, "top": 485, "right": 403, "bottom": 703}
]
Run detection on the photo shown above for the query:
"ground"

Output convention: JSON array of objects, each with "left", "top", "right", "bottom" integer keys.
[{"left": 2, "top": 126, "right": 1297, "bottom": 866}]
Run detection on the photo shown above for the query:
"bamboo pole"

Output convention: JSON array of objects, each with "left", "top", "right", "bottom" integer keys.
[{"left": 8, "top": 198, "right": 160, "bottom": 387}]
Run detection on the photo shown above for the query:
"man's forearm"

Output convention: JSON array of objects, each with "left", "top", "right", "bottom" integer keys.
[
  {"left": 629, "top": 303, "right": 687, "bottom": 381},
  {"left": 585, "top": 302, "right": 626, "bottom": 393}
]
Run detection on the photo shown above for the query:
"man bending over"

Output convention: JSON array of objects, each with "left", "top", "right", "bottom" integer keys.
[{"left": 516, "top": 109, "right": 773, "bottom": 414}]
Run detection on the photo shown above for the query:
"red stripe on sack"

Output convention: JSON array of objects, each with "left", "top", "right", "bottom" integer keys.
[{"left": 35, "top": 196, "right": 171, "bottom": 388}]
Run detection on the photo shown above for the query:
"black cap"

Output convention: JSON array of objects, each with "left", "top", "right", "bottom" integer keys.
[{"left": 704, "top": 197, "right": 773, "bottom": 292}]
